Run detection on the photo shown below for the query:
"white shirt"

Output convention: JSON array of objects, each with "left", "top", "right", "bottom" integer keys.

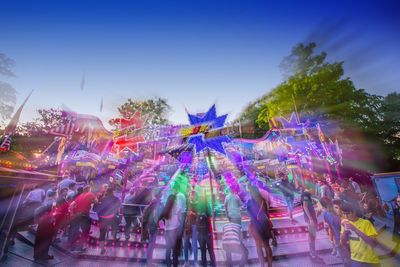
[
  {"left": 224, "top": 194, "right": 241, "bottom": 219},
  {"left": 165, "top": 192, "right": 186, "bottom": 231},
  {"left": 24, "top": 188, "right": 45, "bottom": 204}
]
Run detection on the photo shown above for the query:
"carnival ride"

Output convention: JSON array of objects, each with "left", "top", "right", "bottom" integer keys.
[
  {"left": 31, "top": 104, "right": 342, "bottom": 219},
  {"left": 0, "top": 102, "right": 349, "bottom": 265}
]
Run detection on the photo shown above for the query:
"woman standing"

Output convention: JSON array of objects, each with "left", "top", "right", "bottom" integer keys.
[{"left": 247, "top": 185, "right": 273, "bottom": 267}]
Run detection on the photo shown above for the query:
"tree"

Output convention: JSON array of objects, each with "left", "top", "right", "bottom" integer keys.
[
  {"left": 235, "top": 42, "right": 400, "bottom": 171},
  {"left": 109, "top": 97, "right": 171, "bottom": 129},
  {"left": 18, "top": 108, "right": 67, "bottom": 137},
  {"left": 234, "top": 96, "right": 270, "bottom": 138},
  {"left": 256, "top": 42, "right": 382, "bottom": 134},
  {"left": 0, "top": 53, "right": 17, "bottom": 126},
  {"left": 279, "top": 42, "right": 327, "bottom": 79},
  {"left": 379, "top": 92, "right": 400, "bottom": 164}
]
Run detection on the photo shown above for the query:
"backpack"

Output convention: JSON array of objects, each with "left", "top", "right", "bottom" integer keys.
[{"left": 196, "top": 213, "right": 210, "bottom": 234}]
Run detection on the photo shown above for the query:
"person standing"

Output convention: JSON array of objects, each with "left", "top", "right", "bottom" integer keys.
[
  {"left": 23, "top": 185, "right": 45, "bottom": 218},
  {"left": 123, "top": 188, "right": 139, "bottom": 241},
  {"left": 183, "top": 190, "right": 198, "bottom": 267},
  {"left": 68, "top": 185, "right": 97, "bottom": 252},
  {"left": 33, "top": 202, "right": 55, "bottom": 261},
  {"left": 95, "top": 188, "right": 120, "bottom": 254},
  {"left": 320, "top": 197, "right": 343, "bottom": 259},
  {"left": 247, "top": 185, "right": 273, "bottom": 267},
  {"left": 141, "top": 191, "right": 162, "bottom": 267},
  {"left": 317, "top": 180, "right": 334, "bottom": 200},
  {"left": 196, "top": 190, "right": 216, "bottom": 267},
  {"left": 222, "top": 217, "right": 248, "bottom": 267},
  {"left": 54, "top": 187, "right": 69, "bottom": 241},
  {"left": 301, "top": 187, "right": 324, "bottom": 264},
  {"left": 278, "top": 173, "right": 296, "bottom": 223},
  {"left": 224, "top": 187, "right": 242, "bottom": 225},
  {"left": 340, "top": 202, "right": 380, "bottom": 267},
  {"left": 362, "top": 202, "right": 375, "bottom": 225},
  {"left": 164, "top": 184, "right": 186, "bottom": 267},
  {"left": 44, "top": 190, "right": 57, "bottom": 207}
]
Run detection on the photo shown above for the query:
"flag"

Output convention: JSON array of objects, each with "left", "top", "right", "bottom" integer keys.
[
  {"left": 80, "top": 72, "right": 85, "bottom": 91},
  {"left": 49, "top": 119, "right": 75, "bottom": 137},
  {"left": 4, "top": 90, "right": 33, "bottom": 135},
  {"left": 100, "top": 97, "right": 103, "bottom": 112},
  {"left": 0, "top": 135, "right": 12, "bottom": 151}
]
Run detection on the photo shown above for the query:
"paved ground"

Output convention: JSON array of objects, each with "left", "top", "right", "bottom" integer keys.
[
  {"left": 3, "top": 225, "right": 400, "bottom": 267},
  {"left": 4, "top": 249, "right": 400, "bottom": 267},
  {"left": 2, "top": 212, "right": 399, "bottom": 266}
]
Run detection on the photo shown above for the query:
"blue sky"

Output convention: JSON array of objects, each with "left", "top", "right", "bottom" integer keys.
[{"left": 0, "top": 0, "right": 399, "bottom": 127}]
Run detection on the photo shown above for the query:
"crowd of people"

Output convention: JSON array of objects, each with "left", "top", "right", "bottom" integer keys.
[{"left": 8, "top": 168, "right": 400, "bottom": 267}]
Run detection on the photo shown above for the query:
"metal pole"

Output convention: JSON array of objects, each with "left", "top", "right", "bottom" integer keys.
[{"left": 206, "top": 149, "right": 217, "bottom": 229}]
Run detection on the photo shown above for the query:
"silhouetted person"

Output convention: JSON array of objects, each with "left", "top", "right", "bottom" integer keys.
[
  {"left": 301, "top": 187, "right": 324, "bottom": 264},
  {"left": 68, "top": 185, "right": 97, "bottom": 252},
  {"left": 196, "top": 189, "right": 216, "bottom": 267},
  {"left": 95, "top": 187, "right": 120, "bottom": 254},
  {"left": 277, "top": 173, "right": 296, "bottom": 223},
  {"left": 247, "top": 185, "right": 272, "bottom": 267},
  {"left": 141, "top": 191, "right": 162, "bottom": 266},
  {"left": 164, "top": 184, "right": 186, "bottom": 267},
  {"left": 34, "top": 202, "right": 55, "bottom": 261}
]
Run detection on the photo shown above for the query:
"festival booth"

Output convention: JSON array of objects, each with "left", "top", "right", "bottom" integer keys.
[{"left": 372, "top": 172, "right": 400, "bottom": 216}]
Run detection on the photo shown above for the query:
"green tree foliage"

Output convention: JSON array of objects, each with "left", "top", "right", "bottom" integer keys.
[
  {"left": 18, "top": 108, "right": 67, "bottom": 137},
  {"left": 279, "top": 42, "right": 327, "bottom": 78},
  {"left": 109, "top": 97, "right": 171, "bottom": 129},
  {"left": 0, "top": 53, "right": 17, "bottom": 125},
  {"left": 380, "top": 93, "right": 400, "bottom": 162},
  {"left": 235, "top": 98, "right": 269, "bottom": 138},
  {"left": 236, "top": 42, "right": 399, "bottom": 169},
  {"left": 256, "top": 42, "right": 382, "bottom": 131}
]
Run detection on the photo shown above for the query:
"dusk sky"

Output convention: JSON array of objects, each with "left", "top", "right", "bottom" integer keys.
[{"left": 1, "top": 0, "right": 399, "bottom": 127}]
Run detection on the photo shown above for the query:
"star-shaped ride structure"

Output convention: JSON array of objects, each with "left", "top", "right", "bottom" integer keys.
[{"left": 187, "top": 105, "right": 230, "bottom": 155}]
